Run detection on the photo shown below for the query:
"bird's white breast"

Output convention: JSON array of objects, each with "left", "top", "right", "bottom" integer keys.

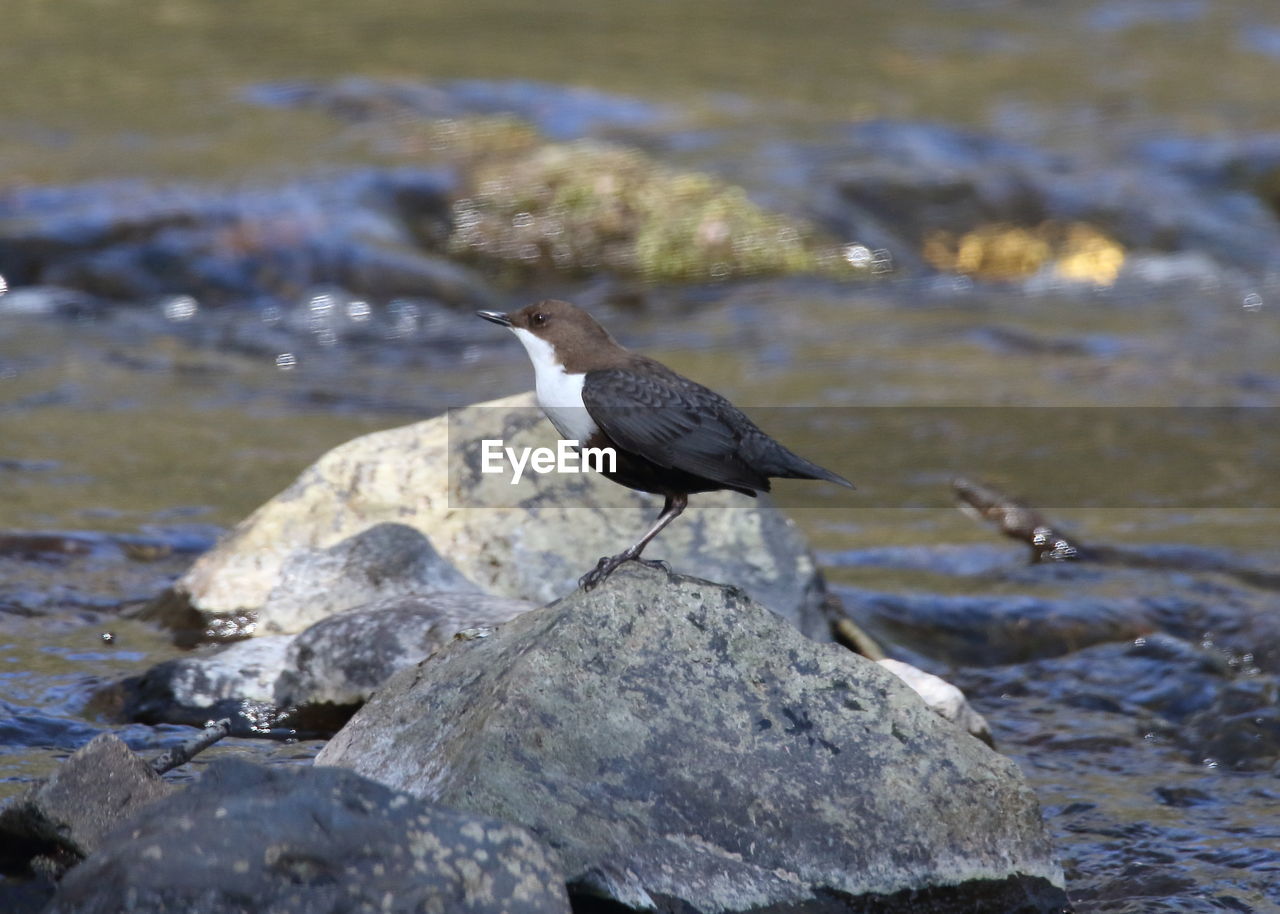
[{"left": 511, "top": 328, "right": 599, "bottom": 442}]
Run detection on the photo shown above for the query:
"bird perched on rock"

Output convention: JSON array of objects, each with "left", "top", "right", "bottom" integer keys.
[{"left": 478, "top": 300, "right": 853, "bottom": 588}]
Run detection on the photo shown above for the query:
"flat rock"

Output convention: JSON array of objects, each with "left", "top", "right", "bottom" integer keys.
[
  {"left": 159, "top": 392, "right": 834, "bottom": 641},
  {"left": 317, "top": 565, "right": 1067, "bottom": 913},
  {"left": 45, "top": 759, "right": 570, "bottom": 914}
]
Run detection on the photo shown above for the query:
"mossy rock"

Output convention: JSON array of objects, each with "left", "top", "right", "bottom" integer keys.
[{"left": 448, "top": 140, "right": 851, "bottom": 282}]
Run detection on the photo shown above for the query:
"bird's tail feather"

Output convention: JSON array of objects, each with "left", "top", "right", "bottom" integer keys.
[{"left": 774, "top": 452, "right": 855, "bottom": 489}]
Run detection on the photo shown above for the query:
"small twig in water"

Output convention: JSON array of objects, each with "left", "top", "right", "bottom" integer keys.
[{"left": 150, "top": 718, "right": 232, "bottom": 775}]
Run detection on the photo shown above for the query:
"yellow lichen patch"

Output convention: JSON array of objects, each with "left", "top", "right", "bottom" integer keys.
[
  {"left": 923, "top": 222, "right": 1125, "bottom": 286},
  {"left": 1053, "top": 223, "right": 1126, "bottom": 286},
  {"left": 448, "top": 139, "right": 850, "bottom": 282}
]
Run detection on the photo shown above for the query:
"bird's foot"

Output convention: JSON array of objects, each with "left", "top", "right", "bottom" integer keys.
[{"left": 579, "top": 554, "right": 671, "bottom": 591}]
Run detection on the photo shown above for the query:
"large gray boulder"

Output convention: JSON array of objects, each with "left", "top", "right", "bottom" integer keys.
[
  {"left": 317, "top": 565, "right": 1067, "bottom": 913},
  {"left": 158, "top": 393, "right": 834, "bottom": 641},
  {"left": 46, "top": 760, "right": 570, "bottom": 914}
]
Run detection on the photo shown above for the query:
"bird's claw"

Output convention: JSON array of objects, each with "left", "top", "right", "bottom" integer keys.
[{"left": 578, "top": 555, "right": 670, "bottom": 591}]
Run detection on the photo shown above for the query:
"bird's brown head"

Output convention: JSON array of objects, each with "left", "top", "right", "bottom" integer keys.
[{"left": 477, "top": 300, "right": 624, "bottom": 372}]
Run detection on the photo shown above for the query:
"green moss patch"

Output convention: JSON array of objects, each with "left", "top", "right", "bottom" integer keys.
[{"left": 446, "top": 140, "right": 852, "bottom": 282}]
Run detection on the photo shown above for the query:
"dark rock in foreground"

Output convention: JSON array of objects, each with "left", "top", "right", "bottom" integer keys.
[
  {"left": 317, "top": 565, "right": 1067, "bottom": 913},
  {"left": 46, "top": 759, "right": 570, "bottom": 914},
  {"left": 0, "top": 733, "right": 172, "bottom": 877}
]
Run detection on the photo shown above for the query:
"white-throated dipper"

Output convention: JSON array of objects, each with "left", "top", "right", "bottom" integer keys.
[{"left": 478, "top": 300, "right": 853, "bottom": 588}]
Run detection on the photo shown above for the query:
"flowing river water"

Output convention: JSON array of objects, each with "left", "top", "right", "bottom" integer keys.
[{"left": 2, "top": 1, "right": 1280, "bottom": 911}]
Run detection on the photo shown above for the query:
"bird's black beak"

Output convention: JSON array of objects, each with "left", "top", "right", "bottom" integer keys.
[{"left": 476, "top": 310, "right": 513, "bottom": 328}]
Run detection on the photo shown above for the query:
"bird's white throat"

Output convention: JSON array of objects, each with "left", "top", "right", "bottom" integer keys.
[{"left": 510, "top": 327, "right": 598, "bottom": 442}]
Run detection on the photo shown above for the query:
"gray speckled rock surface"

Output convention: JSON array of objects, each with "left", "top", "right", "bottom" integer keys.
[
  {"left": 257, "top": 522, "right": 481, "bottom": 635},
  {"left": 275, "top": 592, "right": 536, "bottom": 708},
  {"left": 163, "top": 392, "right": 833, "bottom": 641},
  {"left": 316, "top": 565, "right": 1067, "bottom": 913},
  {"left": 46, "top": 759, "right": 570, "bottom": 914}
]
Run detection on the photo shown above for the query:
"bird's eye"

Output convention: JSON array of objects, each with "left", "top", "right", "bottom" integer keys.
[{"left": 531, "top": 312, "right": 548, "bottom": 326}]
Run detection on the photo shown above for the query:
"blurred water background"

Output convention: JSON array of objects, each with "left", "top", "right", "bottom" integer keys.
[{"left": 2, "top": 1, "right": 1279, "bottom": 910}]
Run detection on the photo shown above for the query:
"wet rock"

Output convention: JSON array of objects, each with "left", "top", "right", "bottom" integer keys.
[
  {"left": 158, "top": 392, "right": 835, "bottom": 642},
  {"left": 317, "top": 564, "right": 1067, "bottom": 913},
  {"left": 123, "top": 592, "right": 536, "bottom": 736},
  {"left": 738, "top": 120, "right": 1280, "bottom": 279},
  {"left": 1185, "top": 676, "right": 1280, "bottom": 772},
  {"left": 0, "top": 733, "right": 172, "bottom": 876},
  {"left": 958, "top": 633, "right": 1279, "bottom": 770},
  {"left": 120, "top": 636, "right": 294, "bottom": 735},
  {"left": 45, "top": 759, "right": 570, "bottom": 914},
  {"left": 838, "top": 585, "right": 1154, "bottom": 666},
  {"left": 274, "top": 592, "right": 536, "bottom": 709},
  {"left": 877, "top": 658, "right": 993, "bottom": 746},
  {"left": 256, "top": 522, "right": 481, "bottom": 635},
  {"left": 0, "top": 170, "right": 497, "bottom": 310}
]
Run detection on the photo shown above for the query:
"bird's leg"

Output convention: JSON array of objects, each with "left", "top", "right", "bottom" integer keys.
[{"left": 579, "top": 494, "right": 688, "bottom": 590}]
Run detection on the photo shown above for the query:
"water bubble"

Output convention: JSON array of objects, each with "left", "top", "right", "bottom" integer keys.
[
  {"left": 0, "top": 274, "right": 7, "bottom": 296},
  {"left": 1243, "top": 291, "right": 1263, "bottom": 312},
  {"left": 843, "top": 244, "right": 873, "bottom": 268},
  {"left": 512, "top": 211, "right": 535, "bottom": 230},
  {"left": 260, "top": 305, "right": 283, "bottom": 326},
  {"left": 1133, "top": 636, "right": 1147, "bottom": 647},
  {"left": 161, "top": 295, "right": 198, "bottom": 322},
  {"left": 275, "top": 352, "right": 297, "bottom": 371},
  {"left": 1202, "top": 758, "right": 1220, "bottom": 770},
  {"left": 345, "top": 300, "right": 371, "bottom": 322}
]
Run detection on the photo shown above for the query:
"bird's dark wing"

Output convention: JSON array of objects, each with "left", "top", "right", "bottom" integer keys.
[{"left": 581, "top": 363, "right": 772, "bottom": 493}]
